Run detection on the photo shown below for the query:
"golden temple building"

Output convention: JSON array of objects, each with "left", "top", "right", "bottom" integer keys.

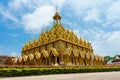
[{"left": 14, "top": 11, "right": 105, "bottom": 66}]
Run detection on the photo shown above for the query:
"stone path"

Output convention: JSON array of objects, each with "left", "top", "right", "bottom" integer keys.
[{"left": 0, "top": 71, "right": 120, "bottom": 80}]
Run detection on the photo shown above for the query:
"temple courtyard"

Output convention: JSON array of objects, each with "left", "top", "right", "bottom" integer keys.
[{"left": 0, "top": 71, "right": 120, "bottom": 80}]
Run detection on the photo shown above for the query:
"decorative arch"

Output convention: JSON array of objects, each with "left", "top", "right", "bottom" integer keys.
[
  {"left": 12, "top": 58, "right": 18, "bottom": 65},
  {"left": 63, "top": 48, "right": 72, "bottom": 66},
  {"left": 34, "top": 52, "right": 41, "bottom": 59},
  {"left": 90, "top": 54, "right": 94, "bottom": 66},
  {"left": 50, "top": 48, "right": 59, "bottom": 57},
  {"left": 73, "top": 49, "right": 79, "bottom": 65},
  {"left": 64, "top": 48, "right": 72, "bottom": 56},
  {"left": 28, "top": 54, "right": 36, "bottom": 65},
  {"left": 22, "top": 55, "right": 28, "bottom": 65},
  {"left": 17, "top": 57, "right": 22, "bottom": 65},
  {"left": 85, "top": 53, "right": 91, "bottom": 66},
  {"left": 40, "top": 50, "right": 49, "bottom": 65},
  {"left": 79, "top": 52, "right": 85, "bottom": 66},
  {"left": 49, "top": 48, "right": 59, "bottom": 66},
  {"left": 34, "top": 52, "right": 41, "bottom": 65},
  {"left": 94, "top": 55, "right": 99, "bottom": 66}
]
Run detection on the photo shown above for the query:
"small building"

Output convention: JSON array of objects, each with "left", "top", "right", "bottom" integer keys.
[
  {"left": 112, "top": 56, "right": 120, "bottom": 64},
  {"left": 0, "top": 56, "right": 14, "bottom": 65}
]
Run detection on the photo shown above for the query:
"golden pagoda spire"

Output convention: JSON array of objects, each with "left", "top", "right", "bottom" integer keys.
[
  {"left": 79, "top": 36, "right": 83, "bottom": 45},
  {"left": 53, "top": 8, "right": 61, "bottom": 24},
  {"left": 80, "top": 36, "right": 83, "bottom": 42},
  {"left": 46, "top": 26, "right": 49, "bottom": 33},
  {"left": 34, "top": 36, "right": 37, "bottom": 42}
]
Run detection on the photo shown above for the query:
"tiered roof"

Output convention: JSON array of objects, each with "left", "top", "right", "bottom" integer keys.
[{"left": 22, "top": 11, "right": 92, "bottom": 51}]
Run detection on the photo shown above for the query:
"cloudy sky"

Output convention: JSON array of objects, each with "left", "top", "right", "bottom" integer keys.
[{"left": 0, "top": 0, "right": 120, "bottom": 57}]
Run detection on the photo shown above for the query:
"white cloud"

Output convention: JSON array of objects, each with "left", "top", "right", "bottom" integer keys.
[
  {"left": 7, "top": 0, "right": 66, "bottom": 34},
  {"left": 67, "top": 0, "right": 94, "bottom": 15},
  {"left": 9, "top": 0, "right": 29, "bottom": 9},
  {"left": 82, "top": 28, "right": 120, "bottom": 56},
  {"left": 107, "top": 31, "right": 120, "bottom": 48},
  {"left": 0, "top": 5, "right": 18, "bottom": 22},
  {"left": 66, "top": 0, "right": 120, "bottom": 27},
  {"left": 105, "top": 0, "right": 120, "bottom": 27},
  {"left": 83, "top": 8, "right": 101, "bottom": 23},
  {"left": 51, "top": 0, "right": 66, "bottom": 9},
  {"left": 1, "top": 0, "right": 120, "bottom": 57},
  {"left": 66, "top": 0, "right": 113, "bottom": 15},
  {"left": 8, "top": 0, "right": 38, "bottom": 11},
  {"left": 22, "top": 5, "right": 55, "bottom": 34},
  {"left": 9, "top": 0, "right": 66, "bottom": 11}
]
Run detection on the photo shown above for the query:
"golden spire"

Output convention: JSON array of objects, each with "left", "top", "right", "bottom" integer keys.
[
  {"left": 80, "top": 36, "right": 83, "bottom": 42},
  {"left": 46, "top": 26, "right": 49, "bottom": 33},
  {"left": 34, "top": 37, "right": 37, "bottom": 42},
  {"left": 53, "top": 9, "right": 61, "bottom": 24}
]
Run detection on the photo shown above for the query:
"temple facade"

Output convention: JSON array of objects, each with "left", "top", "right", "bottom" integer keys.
[{"left": 14, "top": 11, "right": 104, "bottom": 66}]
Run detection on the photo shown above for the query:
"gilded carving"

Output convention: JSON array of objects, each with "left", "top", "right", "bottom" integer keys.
[{"left": 19, "top": 11, "right": 104, "bottom": 66}]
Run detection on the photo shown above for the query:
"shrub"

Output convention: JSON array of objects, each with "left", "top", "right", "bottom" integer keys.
[{"left": 0, "top": 67, "right": 120, "bottom": 77}]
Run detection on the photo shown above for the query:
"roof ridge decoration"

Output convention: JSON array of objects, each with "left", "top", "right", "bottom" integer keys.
[{"left": 22, "top": 11, "right": 92, "bottom": 51}]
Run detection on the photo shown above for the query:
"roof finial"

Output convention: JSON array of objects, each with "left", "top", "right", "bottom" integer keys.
[
  {"left": 56, "top": 6, "right": 58, "bottom": 12},
  {"left": 53, "top": 7, "right": 61, "bottom": 24}
]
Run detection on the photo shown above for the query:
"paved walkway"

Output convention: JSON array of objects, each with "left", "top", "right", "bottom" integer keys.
[{"left": 0, "top": 71, "right": 120, "bottom": 80}]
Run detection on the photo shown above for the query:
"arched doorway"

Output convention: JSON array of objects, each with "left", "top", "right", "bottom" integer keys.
[{"left": 49, "top": 52, "right": 55, "bottom": 65}]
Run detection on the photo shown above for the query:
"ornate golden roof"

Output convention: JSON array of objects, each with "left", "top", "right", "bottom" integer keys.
[{"left": 22, "top": 11, "right": 92, "bottom": 51}]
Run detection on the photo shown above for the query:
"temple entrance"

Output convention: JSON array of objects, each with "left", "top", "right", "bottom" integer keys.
[
  {"left": 84, "top": 59, "right": 86, "bottom": 66},
  {"left": 71, "top": 57, "right": 74, "bottom": 64},
  {"left": 42, "top": 57, "right": 46, "bottom": 65},
  {"left": 70, "top": 53, "right": 74, "bottom": 65},
  {"left": 57, "top": 57, "right": 59, "bottom": 64},
  {"left": 49, "top": 53, "right": 55, "bottom": 65},
  {"left": 40, "top": 54, "right": 47, "bottom": 65}
]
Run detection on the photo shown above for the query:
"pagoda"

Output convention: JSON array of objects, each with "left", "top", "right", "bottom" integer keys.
[{"left": 15, "top": 11, "right": 104, "bottom": 66}]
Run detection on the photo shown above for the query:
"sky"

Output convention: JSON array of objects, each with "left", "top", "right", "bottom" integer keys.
[{"left": 0, "top": 0, "right": 120, "bottom": 57}]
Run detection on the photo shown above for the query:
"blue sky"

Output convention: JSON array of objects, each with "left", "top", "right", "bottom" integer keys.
[{"left": 0, "top": 0, "right": 120, "bottom": 57}]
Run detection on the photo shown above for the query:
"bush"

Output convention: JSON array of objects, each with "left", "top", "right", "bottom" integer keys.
[{"left": 0, "top": 67, "right": 120, "bottom": 77}]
